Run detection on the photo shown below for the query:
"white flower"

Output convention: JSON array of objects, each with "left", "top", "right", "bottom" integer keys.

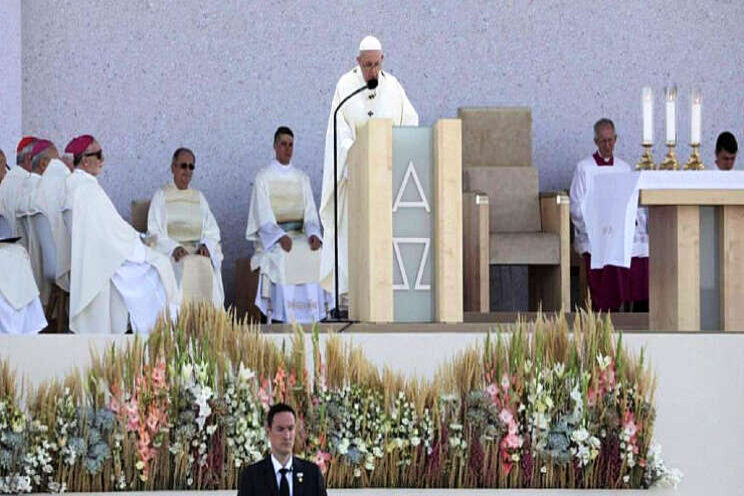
[
  {"left": 410, "top": 436, "right": 421, "bottom": 447},
  {"left": 238, "top": 363, "right": 255, "bottom": 384},
  {"left": 623, "top": 475, "right": 630, "bottom": 483},
  {"left": 596, "top": 354, "right": 612, "bottom": 370},
  {"left": 571, "top": 427, "right": 589, "bottom": 443},
  {"left": 553, "top": 363, "right": 565, "bottom": 377},
  {"left": 338, "top": 438, "right": 350, "bottom": 455},
  {"left": 180, "top": 363, "right": 194, "bottom": 383},
  {"left": 353, "top": 468, "right": 361, "bottom": 478}
]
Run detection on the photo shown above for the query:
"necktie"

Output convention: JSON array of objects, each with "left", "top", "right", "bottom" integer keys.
[{"left": 279, "top": 467, "right": 290, "bottom": 496}]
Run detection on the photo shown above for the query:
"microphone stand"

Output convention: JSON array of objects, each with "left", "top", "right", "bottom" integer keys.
[{"left": 330, "top": 78, "right": 377, "bottom": 321}]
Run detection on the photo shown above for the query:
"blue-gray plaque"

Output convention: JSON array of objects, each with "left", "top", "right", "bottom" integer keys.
[{"left": 392, "top": 127, "right": 434, "bottom": 322}]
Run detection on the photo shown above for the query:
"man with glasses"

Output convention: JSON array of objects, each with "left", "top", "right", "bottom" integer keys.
[
  {"left": 246, "top": 127, "right": 329, "bottom": 323},
  {"left": 319, "top": 35, "right": 418, "bottom": 313},
  {"left": 147, "top": 147, "right": 224, "bottom": 308},
  {"left": 64, "top": 135, "right": 180, "bottom": 334},
  {"left": 569, "top": 118, "right": 649, "bottom": 313}
]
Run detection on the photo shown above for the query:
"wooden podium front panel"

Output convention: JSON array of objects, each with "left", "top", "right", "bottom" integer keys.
[
  {"left": 719, "top": 205, "right": 744, "bottom": 331},
  {"left": 348, "top": 119, "right": 394, "bottom": 323},
  {"left": 648, "top": 205, "right": 700, "bottom": 331},
  {"left": 433, "top": 119, "right": 463, "bottom": 323}
]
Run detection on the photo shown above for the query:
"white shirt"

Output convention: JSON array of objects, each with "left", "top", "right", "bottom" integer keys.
[{"left": 270, "top": 453, "right": 293, "bottom": 496}]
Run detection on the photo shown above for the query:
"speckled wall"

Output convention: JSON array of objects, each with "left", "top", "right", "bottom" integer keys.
[
  {"left": 19, "top": 1, "right": 744, "bottom": 303},
  {"left": 1, "top": 0, "right": 22, "bottom": 165}
]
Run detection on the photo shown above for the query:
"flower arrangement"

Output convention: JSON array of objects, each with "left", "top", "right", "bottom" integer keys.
[{"left": 0, "top": 305, "right": 681, "bottom": 492}]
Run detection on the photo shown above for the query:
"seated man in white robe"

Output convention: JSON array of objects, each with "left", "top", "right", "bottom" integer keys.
[
  {"left": 31, "top": 139, "right": 73, "bottom": 295},
  {"left": 63, "top": 135, "right": 180, "bottom": 335},
  {"left": 0, "top": 241, "right": 47, "bottom": 334},
  {"left": 246, "top": 126, "right": 330, "bottom": 323},
  {"left": 319, "top": 35, "right": 419, "bottom": 311},
  {"left": 147, "top": 147, "right": 224, "bottom": 308},
  {"left": 0, "top": 137, "right": 34, "bottom": 239},
  {"left": 16, "top": 139, "right": 58, "bottom": 305}
]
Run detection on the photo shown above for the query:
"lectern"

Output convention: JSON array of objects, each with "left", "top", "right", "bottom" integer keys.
[{"left": 347, "top": 119, "right": 463, "bottom": 323}]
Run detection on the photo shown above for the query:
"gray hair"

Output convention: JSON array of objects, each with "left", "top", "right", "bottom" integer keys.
[
  {"left": 17, "top": 143, "right": 34, "bottom": 165},
  {"left": 593, "top": 118, "right": 616, "bottom": 139}
]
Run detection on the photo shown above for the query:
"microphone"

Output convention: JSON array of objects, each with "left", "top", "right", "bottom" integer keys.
[{"left": 330, "top": 77, "right": 378, "bottom": 320}]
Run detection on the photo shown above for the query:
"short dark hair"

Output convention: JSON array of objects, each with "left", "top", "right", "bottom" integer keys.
[
  {"left": 171, "top": 147, "right": 195, "bottom": 165},
  {"left": 266, "top": 402, "right": 295, "bottom": 427},
  {"left": 274, "top": 126, "right": 294, "bottom": 144},
  {"left": 716, "top": 132, "right": 738, "bottom": 155}
]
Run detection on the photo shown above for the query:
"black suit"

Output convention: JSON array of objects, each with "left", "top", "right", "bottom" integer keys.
[{"left": 237, "top": 456, "right": 327, "bottom": 496}]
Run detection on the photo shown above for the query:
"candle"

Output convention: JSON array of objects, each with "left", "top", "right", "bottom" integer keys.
[
  {"left": 690, "top": 88, "right": 702, "bottom": 145},
  {"left": 642, "top": 86, "right": 653, "bottom": 145},
  {"left": 665, "top": 86, "right": 677, "bottom": 145}
]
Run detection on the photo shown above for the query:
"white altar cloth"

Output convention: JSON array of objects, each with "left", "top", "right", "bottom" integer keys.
[{"left": 583, "top": 171, "right": 744, "bottom": 269}]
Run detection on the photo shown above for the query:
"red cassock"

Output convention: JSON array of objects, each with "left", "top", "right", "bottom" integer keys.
[{"left": 584, "top": 153, "right": 649, "bottom": 312}]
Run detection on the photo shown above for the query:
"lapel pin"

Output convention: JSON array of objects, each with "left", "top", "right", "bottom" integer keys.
[{"left": 297, "top": 472, "right": 304, "bottom": 484}]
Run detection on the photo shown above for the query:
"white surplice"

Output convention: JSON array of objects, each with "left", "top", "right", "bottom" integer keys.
[
  {"left": 569, "top": 153, "right": 649, "bottom": 267},
  {"left": 0, "top": 166, "right": 29, "bottom": 237},
  {"left": 16, "top": 172, "right": 50, "bottom": 304},
  {"left": 147, "top": 183, "right": 225, "bottom": 308},
  {"left": 0, "top": 243, "right": 47, "bottom": 334},
  {"left": 319, "top": 66, "right": 419, "bottom": 299},
  {"left": 66, "top": 169, "right": 180, "bottom": 334},
  {"left": 246, "top": 160, "right": 330, "bottom": 323},
  {"left": 32, "top": 159, "right": 71, "bottom": 290}
]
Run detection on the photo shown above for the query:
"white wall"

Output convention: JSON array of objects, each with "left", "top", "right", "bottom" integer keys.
[{"left": 0, "top": 0, "right": 22, "bottom": 165}]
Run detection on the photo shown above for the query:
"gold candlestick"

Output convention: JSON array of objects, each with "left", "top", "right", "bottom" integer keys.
[
  {"left": 658, "top": 144, "right": 680, "bottom": 170},
  {"left": 683, "top": 144, "right": 705, "bottom": 170},
  {"left": 635, "top": 143, "right": 656, "bottom": 170}
]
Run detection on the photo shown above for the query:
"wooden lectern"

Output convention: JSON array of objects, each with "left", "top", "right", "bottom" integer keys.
[{"left": 347, "top": 119, "right": 463, "bottom": 323}]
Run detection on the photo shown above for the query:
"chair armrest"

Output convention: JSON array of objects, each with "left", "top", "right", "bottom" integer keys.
[
  {"left": 539, "top": 191, "right": 570, "bottom": 310},
  {"left": 462, "top": 191, "right": 490, "bottom": 312}
]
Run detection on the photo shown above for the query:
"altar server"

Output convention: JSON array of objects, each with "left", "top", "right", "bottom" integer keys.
[
  {"left": 714, "top": 131, "right": 737, "bottom": 170},
  {"left": 0, "top": 242, "right": 47, "bottom": 334},
  {"left": 246, "top": 127, "right": 329, "bottom": 323},
  {"left": 0, "top": 137, "right": 34, "bottom": 238},
  {"left": 147, "top": 147, "right": 224, "bottom": 308},
  {"left": 570, "top": 118, "right": 649, "bottom": 312},
  {"left": 319, "top": 35, "right": 418, "bottom": 306},
  {"left": 64, "top": 135, "right": 179, "bottom": 334}
]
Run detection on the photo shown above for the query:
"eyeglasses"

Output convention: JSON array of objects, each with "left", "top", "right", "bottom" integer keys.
[
  {"left": 84, "top": 150, "right": 104, "bottom": 160},
  {"left": 178, "top": 162, "right": 195, "bottom": 170}
]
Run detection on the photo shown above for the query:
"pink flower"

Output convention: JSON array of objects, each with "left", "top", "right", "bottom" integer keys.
[
  {"left": 109, "top": 396, "right": 121, "bottom": 415},
  {"left": 503, "top": 431, "right": 522, "bottom": 449},
  {"left": 486, "top": 383, "right": 498, "bottom": 401},
  {"left": 125, "top": 401, "right": 140, "bottom": 431},
  {"left": 314, "top": 450, "right": 331, "bottom": 474},
  {"left": 146, "top": 409, "right": 159, "bottom": 433},
  {"left": 151, "top": 360, "right": 167, "bottom": 391},
  {"left": 501, "top": 373, "right": 511, "bottom": 391},
  {"left": 499, "top": 408, "right": 514, "bottom": 425}
]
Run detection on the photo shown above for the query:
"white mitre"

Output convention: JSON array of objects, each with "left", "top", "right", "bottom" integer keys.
[{"left": 359, "top": 35, "right": 382, "bottom": 51}]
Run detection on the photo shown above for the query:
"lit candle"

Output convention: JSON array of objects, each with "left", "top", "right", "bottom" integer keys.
[
  {"left": 665, "top": 86, "right": 677, "bottom": 145},
  {"left": 642, "top": 86, "right": 653, "bottom": 145},
  {"left": 690, "top": 88, "right": 702, "bottom": 145}
]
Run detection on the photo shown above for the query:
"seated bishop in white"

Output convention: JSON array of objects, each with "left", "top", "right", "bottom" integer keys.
[
  {"left": 319, "top": 35, "right": 419, "bottom": 304},
  {"left": 32, "top": 141, "right": 74, "bottom": 291},
  {"left": 0, "top": 137, "right": 33, "bottom": 238},
  {"left": 63, "top": 135, "right": 180, "bottom": 335},
  {"left": 147, "top": 147, "right": 225, "bottom": 308},
  {"left": 246, "top": 127, "right": 331, "bottom": 323},
  {"left": 16, "top": 139, "right": 59, "bottom": 306},
  {"left": 0, "top": 243, "right": 47, "bottom": 334}
]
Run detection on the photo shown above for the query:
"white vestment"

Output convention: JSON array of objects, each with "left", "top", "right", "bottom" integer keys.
[
  {"left": 0, "top": 243, "right": 47, "bottom": 334},
  {"left": 147, "top": 183, "right": 225, "bottom": 308},
  {"left": 246, "top": 160, "right": 330, "bottom": 323},
  {"left": 319, "top": 66, "right": 419, "bottom": 298},
  {"left": 16, "top": 172, "right": 50, "bottom": 304},
  {"left": 32, "top": 159, "right": 71, "bottom": 290},
  {"left": 0, "top": 166, "right": 29, "bottom": 237},
  {"left": 569, "top": 153, "right": 649, "bottom": 259},
  {"left": 66, "top": 169, "right": 180, "bottom": 335}
]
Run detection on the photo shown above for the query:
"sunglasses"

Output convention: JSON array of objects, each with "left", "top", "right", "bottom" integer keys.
[
  {"left": 178, "top": 162, "right": 195, "bottom": 170},
  {"left": 84, "top": 150, "right": 104, "bottom": 160}
]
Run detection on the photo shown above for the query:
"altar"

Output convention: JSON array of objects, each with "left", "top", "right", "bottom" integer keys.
[{"left": 582, "top": 171, "right": 744, "bottom": 331}]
